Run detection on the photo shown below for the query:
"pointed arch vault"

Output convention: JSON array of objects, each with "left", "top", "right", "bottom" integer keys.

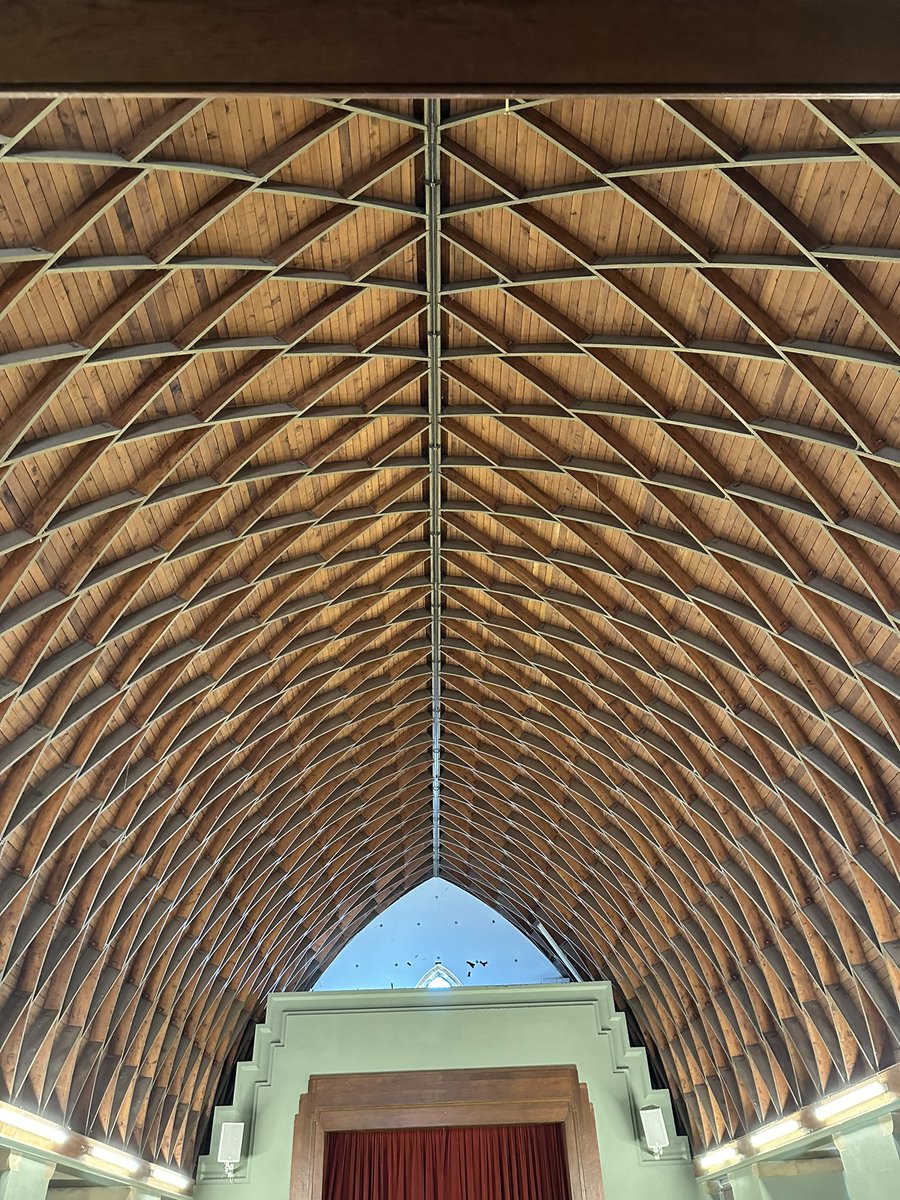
[{"left": 0, "top": 93, "right": 897, "bottom": 1169}]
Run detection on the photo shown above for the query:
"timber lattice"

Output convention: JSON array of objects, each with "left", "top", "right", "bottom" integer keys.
[{"left": 0, "top": 94, "right": 897, "bottom": 1167}]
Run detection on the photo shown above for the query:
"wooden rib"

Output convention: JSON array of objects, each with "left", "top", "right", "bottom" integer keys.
[{"left": 0, "top": 93, "right": 897, "bottom": 1167}]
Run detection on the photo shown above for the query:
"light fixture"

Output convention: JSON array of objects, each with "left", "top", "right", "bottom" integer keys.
[
  {"left": 83, "top": 1143, "right": 142, "bottom": 1174},
  {"left": 150, "top": 1163, "right": 193, "bottom": 1190},
  {"left": 813, "top": 1079, "right": 888, "bottom": 1122},
  {"left": 748, "top": 1118, "right": 802, "bottom": 1149},
  {"left": 697, "top": 1145, "right": 740, "bottom": 1171},
  {"left": 0, "top": 1103, "right": 69, "bottom": 1146}
]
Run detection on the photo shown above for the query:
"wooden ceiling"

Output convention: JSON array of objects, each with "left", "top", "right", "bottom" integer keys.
[{"left": 0, "top": 94, "right": 898, "bottom": 1171}]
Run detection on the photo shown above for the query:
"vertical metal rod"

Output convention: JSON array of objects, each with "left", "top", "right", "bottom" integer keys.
[{"left": 425, "top": 99, "right": 443, "bottom": 878}]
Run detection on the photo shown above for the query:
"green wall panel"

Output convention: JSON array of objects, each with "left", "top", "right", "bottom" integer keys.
[{"left": 194, "top": 982, "right": 698, "bottom": 1200}]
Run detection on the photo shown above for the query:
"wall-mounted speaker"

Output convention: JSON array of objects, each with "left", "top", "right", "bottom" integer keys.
[
  {"left": 638, "top": 1105, "right": 670, "bottom": 1157},
  {"left": 217, "top": 1121, "right": 245, "bottom": 1166}
]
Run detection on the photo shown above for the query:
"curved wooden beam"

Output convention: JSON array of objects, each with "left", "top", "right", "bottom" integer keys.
[{"left": 0, "top": 93, "right": 897, "bottom": 1166}]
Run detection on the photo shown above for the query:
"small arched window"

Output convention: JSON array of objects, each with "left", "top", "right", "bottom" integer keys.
[{"left": 416, "top": 962, "right": 461, "bottom": 989}]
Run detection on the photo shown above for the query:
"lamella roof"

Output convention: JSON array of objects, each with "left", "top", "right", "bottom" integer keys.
[{"left": 0, "top": 94, "right": 897, "bottom": 1167}]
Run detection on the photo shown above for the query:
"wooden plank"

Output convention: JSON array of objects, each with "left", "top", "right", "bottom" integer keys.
[{"left": 0, "top": 0, "right": 897, "bottom": 89}]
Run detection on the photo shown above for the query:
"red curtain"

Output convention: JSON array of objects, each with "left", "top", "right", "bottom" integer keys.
[{"left": 323, "top": 1123, "right": 571, "bottom": 1200}]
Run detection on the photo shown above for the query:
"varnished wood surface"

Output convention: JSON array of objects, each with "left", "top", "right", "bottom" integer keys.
[
  {"left": 0, "top": 1, "right": 900, "bottom": 90},
  {"left": 0, "top": 95, "right": 897, "bottom": 1170}
]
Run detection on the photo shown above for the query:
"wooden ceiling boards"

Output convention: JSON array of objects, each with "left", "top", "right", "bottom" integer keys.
[{"left": 0, "top": 94, "right": 897, "bottom": 1169}]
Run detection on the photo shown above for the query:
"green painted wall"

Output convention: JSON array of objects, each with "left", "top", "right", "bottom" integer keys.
[
  {"left": 194, "top": 982, "right": 698, "bottom": 1199},
  {"left": 759, "top": 1169, "right": 849, "bottom": 1200}
]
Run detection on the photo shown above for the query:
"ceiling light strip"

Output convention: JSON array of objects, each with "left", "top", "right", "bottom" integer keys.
[
  {"left": 425, "top": 98, "right": 443, "bottom": 878},
  {"left": 695, "top": 1069, "right": 897, "bottom": 1175},
  {"left": 0, "top": 1103, "right": 69, "bottom": 1145},
  {"left": 0, "top": 1099, "right": 191, "bottom": 1191}
]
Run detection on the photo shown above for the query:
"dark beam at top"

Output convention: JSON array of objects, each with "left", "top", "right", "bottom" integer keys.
[{"left": 1, "top": 0, "right": 899, "bottom": 92}]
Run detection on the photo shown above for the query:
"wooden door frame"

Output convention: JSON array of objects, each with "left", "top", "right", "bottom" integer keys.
[{"left": 291, "top": 1065, "right": 602, "bottom": 1199}]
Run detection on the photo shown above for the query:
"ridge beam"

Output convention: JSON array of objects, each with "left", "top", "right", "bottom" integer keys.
[{"left": 425, "top": 98, "right": 443, "bottom": 877}]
